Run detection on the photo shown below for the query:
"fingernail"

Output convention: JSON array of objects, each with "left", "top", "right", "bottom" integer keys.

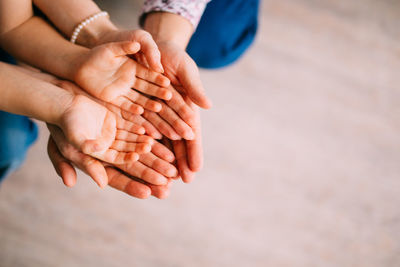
[
  {"left": 138, "top": 127, "right": 146, "bottom": 135},
  {"left": 185, "top": 130, "right": 195, "bottom": 140},
  {"left": 142, "top": 144, "right": 151, "bottom": 153},
  {"left": 153, "top": 132, "right": 163, "bottom": 139},
  {"left": 156, "top": 176, "right": 168, "bottom": 185},
  {"left": 167, "top": 167, "right": 178, "bottom": 178}
]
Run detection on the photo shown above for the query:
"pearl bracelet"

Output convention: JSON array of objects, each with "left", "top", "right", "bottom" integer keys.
[{"left": 70, "top": 11, "right": 109, "bottom": 44}]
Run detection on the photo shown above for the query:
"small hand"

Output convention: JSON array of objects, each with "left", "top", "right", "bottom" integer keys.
[
  {"left": 97, "top": 29, "right": 165, "bottom": 73},
  {"left": 57, "top": 82, "right": 153, "bottom": 164},
  {"left": 142, "top": 85, "right": 196, "bottom": 140},
  {"left": 75, "top": 41, "right": 171, "bottom": 114}
]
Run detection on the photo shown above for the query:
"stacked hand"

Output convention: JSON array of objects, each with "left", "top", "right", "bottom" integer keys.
[{"left": 41, "top": 29, "right": 211, "bottom": 199}]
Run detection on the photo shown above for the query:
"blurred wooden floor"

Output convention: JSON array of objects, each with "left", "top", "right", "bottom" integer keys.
[{"left": 1, "top": 0, "right": 399, "bottom": 266}]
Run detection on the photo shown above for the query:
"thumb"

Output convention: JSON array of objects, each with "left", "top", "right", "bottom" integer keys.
[{"left": 108, "top": 41, "right": 141, "bottom": 57}]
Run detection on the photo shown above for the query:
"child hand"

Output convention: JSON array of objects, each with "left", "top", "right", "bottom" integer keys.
[
  {"left": 74, "top": 41, "right": 171, "bottom": 114},
  {"left": 56, "top": 81, "right": 154, "bottom": 164}
]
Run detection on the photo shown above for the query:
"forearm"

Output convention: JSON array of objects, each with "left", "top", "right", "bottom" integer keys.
[
  {"left": 33, "top": 0, "right": 117, "bottom": 47},
  {"left": 0, "top": 16, "right": 89, "bottom": 80},
  {"left": 143, "top": 12, "right": 193, "bottom": 49},
  {"left": 0, "top": 0, "right": 33, "bottom": 35},
  {"left": 0, "top": 62, "right": 74, "bottom": 125}
]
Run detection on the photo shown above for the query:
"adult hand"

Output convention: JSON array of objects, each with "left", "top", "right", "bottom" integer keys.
[
  {"left": 172, "top": 100, "right": 203, "bottom": 183},
  {"left": 47, "top": 124, "right": 171, "bottom": 198}
]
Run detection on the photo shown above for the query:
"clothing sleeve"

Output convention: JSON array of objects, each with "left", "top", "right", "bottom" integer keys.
[{"left": 141, "top": 0, "right": 211, "bottom": 29}]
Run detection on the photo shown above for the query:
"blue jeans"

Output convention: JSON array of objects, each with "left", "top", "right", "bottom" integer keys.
[
  {"left": 187, "top": 0, "right": 260, "bottom": 68},
  {"left": 0, "top": 49, "right": 39, "bottom": 182}
]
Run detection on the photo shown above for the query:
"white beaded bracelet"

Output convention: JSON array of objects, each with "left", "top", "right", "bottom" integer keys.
[{"left": 70, "top": 11, "right": 109, "bottom": 44}]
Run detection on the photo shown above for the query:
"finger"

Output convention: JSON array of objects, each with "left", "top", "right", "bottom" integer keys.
[
  {"left": 158, "top": 102, "right": 195, "bottom": 140},
  {"left": 98, "top": 149, "right": 139, "bottom": 164},
  {"left": 111, "top": 96, "right": 144, "bottom": 114},
  {"left": 133, "top": 31, "right": 164, "bottom": 73},
  {"left": 107, "top": 41, "right": 141, "bottom": 57},
  {"left": 106, "top": 167, "right": 151, "bottom": 199},
  {"left": 132, "top": 52, "right": 149, "bottom": 69},
  {"left": 173, "top": 140, "right": 195, "bottom": 183},
  {"left": 148, "top": 178, "right": 173, "bottom": 199},
  {"left": 115, "top": 130, "right": 154, "bottom": 144},
  {"left": 126, "top": 90, "right": 162, "bottom": 112},
  {"left": 139, "top": 152, "right": 178, "bottom": 178},
  {"left": 111, "top": 140, "right": 152, "bottom": 154},
  {"left": 142, "top": 110, "right": 181, "bottom": 140},
  {"left": 135, "top": 63, "right": 170, "bottom": 87},
  {"left": 47, "top": 137, "right": 77, "bottom": 187},
  {"left": 186, "top": 105, "right": 203, "bottom": 172},
  {"left": 48, "top": 125, "right": 109, "bottom": 188},
  {"left": 116, "top": 116, "right": 146, "bottom": 134},
  {"left": 153, "top": 140, "right": 175, "bottom": 163},
  {"left": 177, "top": 58, "right": 212, "bottom": 109},
  {"left": 165, "top": 85, "right": 196, "bottom": 127},
  {"left": 132, "top": 78, "right": 172, "bottom": 100},
  {"left": 120, "top": 111, "right": 162, "bottom": 139},
  {"left": 116, "top": 161, "right": 168, "bottom": 185}
]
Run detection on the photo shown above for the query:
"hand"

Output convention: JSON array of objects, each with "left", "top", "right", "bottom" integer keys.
[
  {"left": 157, "top": 41, "right": 212, "bottom": 109},
  {"left": 97, "top": 29, "right": 164, "bottom": 73},
  {"left": 47, "top": 126, "right": 171, "bottom": 198},
  {"left": 94, "top": 29, "right": 211, "bottom": 110},
  {"left": 56, "top": 81, "right": 153, "bottom": 164},
  {"left": 74, "top": 41, "right": 171, "bottom": 114}
]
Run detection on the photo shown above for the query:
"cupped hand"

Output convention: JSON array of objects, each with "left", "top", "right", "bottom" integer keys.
[
  {"left": 47, "top": 125, "right": 171, "bottom": 198},
  {"left": 156, "top": 41, "right": 212, "bottom": 109},
  {"left": 97, "top": 29, "right": 164, "bottom": 73},
  {"left": 57, "top": 82, "right": 153, "bottom": 164},
  {"left": 74, "top": 41, "right": 171, "bottom": 114}
]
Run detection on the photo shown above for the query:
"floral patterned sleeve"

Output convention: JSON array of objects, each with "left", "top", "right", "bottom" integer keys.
[{"left": 141, "top": 0, "right": 211, "bottom": 29}]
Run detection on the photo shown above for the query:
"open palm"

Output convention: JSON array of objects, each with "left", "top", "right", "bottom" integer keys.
[
  {"left": 59, "top": 92, "right": 151, "bottom": 164},
  {"left": 74, "top": 41, "right": 171, "bottom": 114}
]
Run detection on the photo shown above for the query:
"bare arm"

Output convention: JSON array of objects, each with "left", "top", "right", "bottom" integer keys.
[
  {"left": 32, "top": 0, "right": 117, "bottom": 47},
  {"left": 0, "top": 0, "right": 33, "bottom": 34},
  {"left": 0, "top": 62, "right": 74, "bottom": 124},
  {"left": 0, "top": 16, "right": 88, "bottom": 80}
]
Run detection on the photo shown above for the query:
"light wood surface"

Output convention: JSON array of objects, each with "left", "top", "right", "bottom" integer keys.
[{"left": 0, "top": 0, "right": 399, "bottom": 266}]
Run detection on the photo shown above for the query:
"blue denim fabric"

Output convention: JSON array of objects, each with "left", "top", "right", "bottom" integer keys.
[
  {"left": 0, "top": 49, "right": 39, "bottom": 182},
  {"left": 187, "top": 0, "right": 260, "bottom": 69}
]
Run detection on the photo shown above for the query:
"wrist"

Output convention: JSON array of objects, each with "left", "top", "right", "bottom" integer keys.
[
  {"left": 143, "top": 12, "right": 193, "bottom": 50},
  {"left": 75, "top": 16, "right": 118, "bottom": 48},
  {"left": 47, "top": 85, "right": 76, "bottom": 126},
  {"left": 66, "top": 46, "right": 91, "bottom": 81}
]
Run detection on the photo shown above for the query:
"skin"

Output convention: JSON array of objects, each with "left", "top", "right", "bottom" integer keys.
[
  {"left": 92, "top": 12, "right": 207, "bottom": 180},
  {"left": 0, "top": 16, "right": 171, "bottom": 115},
  {"left": 0, "top": 63, "right": 157, "bottom": 187},
  {"left": 47, "top": 124, "right": 173, "bottom": 199},
  {"left": 0, "top": 0, "right": 206, "bottom": 189}
]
